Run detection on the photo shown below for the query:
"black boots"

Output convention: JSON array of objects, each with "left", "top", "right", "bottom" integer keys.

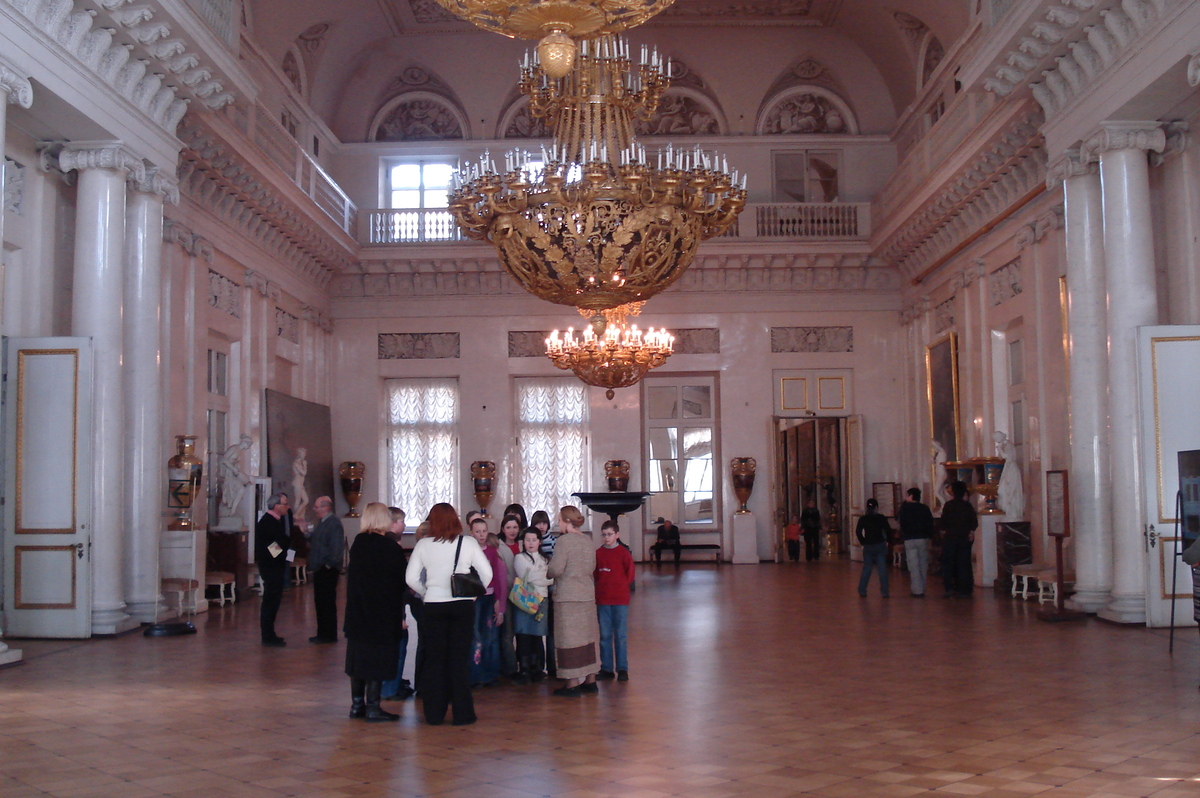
[
  {"left": 364, "top": 680, "right": 399, "bottom": 722},
  {"left": 349, "top": 679, "right": 366, "bottom": 719}
]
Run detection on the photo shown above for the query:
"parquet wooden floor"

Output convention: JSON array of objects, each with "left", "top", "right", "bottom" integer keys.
[{"left": 2, "top": 560, "right": 1199, "bottom": 797}]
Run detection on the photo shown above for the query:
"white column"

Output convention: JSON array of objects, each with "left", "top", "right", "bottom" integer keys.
[
  {"left": 0, "top": 57, "right": 32, "bottom": 665},
  {"left": 59, "top": 143, "right": 145, "bottom": 635},
  {"left": 122, "top": 169, "right": 178, "bottom": 622},
  {"left": 1052, "top": 150, "right": 1114, "bottom": 613},
  {"left": 1084, "top": 123, "right": 1166, "bottom": 624}
]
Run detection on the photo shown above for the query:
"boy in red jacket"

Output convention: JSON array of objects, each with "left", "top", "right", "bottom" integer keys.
[{"left": 594, "top": 520, "right": 635, "bottom": 681}]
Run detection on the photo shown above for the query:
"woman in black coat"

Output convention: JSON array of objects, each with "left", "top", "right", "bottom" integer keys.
[{"left": 344, "top": 502, "right": 408, "bottom": 721}]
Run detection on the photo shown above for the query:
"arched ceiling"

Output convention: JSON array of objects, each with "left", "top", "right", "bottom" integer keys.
[{"left": 247, "top": 0, "right": 970, "bottom": 141}]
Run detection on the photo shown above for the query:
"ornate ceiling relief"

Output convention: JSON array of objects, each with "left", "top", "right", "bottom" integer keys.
[
  {"left": 508, "top": 331, "right": 552, "bottom": 357},
  {"left": 282, "top": 48, "right": 304, "bottom": 95},
  {"left": 758, "top": 59, "right": 857, "bottom": 134},
  {"left": 500, "top": 99, "right": 552, "bottom": 139},
  {"left": 409, "top": 0, "right": 457, "bottom": 23},
  {"left": 672, "top": 328, "right": 721, "bottom": 355},
  {"left": 636, "top": 91, "right": 722, "bottom": 136},
  {"left": 371, "top": 67, "right": 467, "bottom": 142},
  {"left": 656, "top": 0, "right": 837, "bottom": 23}
]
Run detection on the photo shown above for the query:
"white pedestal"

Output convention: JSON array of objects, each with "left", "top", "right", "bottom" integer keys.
[
  {"left": 0, "top": 644, "right": 23, "bottom": 666},
  {"left": 731, "top": 512, "right": 758, "bottom": 563},
  {"left": 160, "top": 528, "right": 209, "bottom": 615}
]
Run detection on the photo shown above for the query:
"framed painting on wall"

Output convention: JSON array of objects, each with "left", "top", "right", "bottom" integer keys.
[
  {"left": 925, "top": 332, "right": 961, "bottom": 464},
  {"left": 264, "top": 389, "right": 334, "bottom": 529},
  {"left": 872, "top": 482, "right": 901, "bottom": 518}
]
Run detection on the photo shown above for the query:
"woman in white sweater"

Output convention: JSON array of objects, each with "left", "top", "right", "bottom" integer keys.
[{"left": 405, "top": 502, "right": 493, "bottom": 726}]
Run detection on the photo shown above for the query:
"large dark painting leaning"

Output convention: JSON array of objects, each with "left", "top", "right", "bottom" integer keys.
[{"left": 264, "top": 389, "right": 335, "bottom": 530}]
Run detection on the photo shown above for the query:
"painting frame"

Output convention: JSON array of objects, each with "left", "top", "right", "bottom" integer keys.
[
  {"left": 872, "top": 482, "right": 901, "bottom": 518},
  {"left": 925, "top": 332, "right": 961, "bottom": 464},
  {"left": 1045, "top": 469, "right": 1070, "bottom": 538},
  {"left": 263, "top": 389, "right": 334, "bottom": 530}
]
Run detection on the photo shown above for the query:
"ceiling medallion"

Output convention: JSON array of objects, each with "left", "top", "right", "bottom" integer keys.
[
  {"left": 447, "top": 34, "right": 746, "bottom": 313},
  {"left": 545, "top": 303, "right": 674, "bottom": 399}
]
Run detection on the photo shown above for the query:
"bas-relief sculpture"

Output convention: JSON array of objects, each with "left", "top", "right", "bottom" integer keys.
[
  {"left": 378, "top": 332, "right": 461, "bottom": 359},
  {"left": 989, "top": 259, "right": 1023, "bottom": 307},
  {"left": 208, "top": 269, "right": 241, "bottom": 318},
  {"left": 374, "top": 98, "right": 463, "bottom": 141},
  {"left": 3, "top": 158, "right": 23, "bottom": 215},
  {"left": 761, "top": 93, "right": 847, "bottom": 134},
  {"left": 934, "top": 298, "right": 954, "bottom": 333},
  {"left": 503, "top": 104, "right": 551, "bottom": 139},
  {"left": 276, "top": 308, "right": 300, "bottom": 343},
  {"left": 635, "top": 93, "right": 719, "bottom": 136},
  {"left": 672, "top": 328, "right": 721, "bottom": 355},
  {"left": 770, "top": 326, "right": 853, "bottom": 353}
]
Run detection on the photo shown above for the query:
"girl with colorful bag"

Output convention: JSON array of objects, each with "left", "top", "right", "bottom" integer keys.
[{"left": 513, "top": 528, "right": 553, "bottom": 681}]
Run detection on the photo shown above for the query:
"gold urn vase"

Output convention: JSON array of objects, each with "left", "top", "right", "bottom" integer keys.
[
  {"left": 976, "top": 456, "right": 1005, "bottom": 514},
  {"left": 605, "top": 460, "right": 630, "bottom": 492},
  {"left": 730, "top": 457, "right": 757, "bottom": 514},
  {"left": 471, "top": 461, "right": 497, "bottom": 515},
  {"left": 339, "top": 461, "right": 365, "bottom": 518},
  {"left": 166, "top": 435, "right": 204, "bottom": 530}
]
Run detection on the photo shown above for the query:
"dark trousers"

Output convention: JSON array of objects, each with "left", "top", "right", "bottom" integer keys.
[
  {"left": 418, "top": 600, "right": 475, "bottom": 725},
  {"left": 653, "top": 541, "right": 681, "bottom": 563},
  {"left": 312, "top": 567, "right": 339, "bottom": 640},
  {"left": 803, "top": 531, "right": 821, "bottom": 561},
  {"left": 942, "top": 537, "right": 974, "bottom": 595},
  {"left": 258, "top": 564, "right": 286, "bottom": 641},
  {"left": 516, "top": 633, "right": 545, "bottom": 675},
  {"left": 786, "top": 539, "right": 800, "bottom": 561}
]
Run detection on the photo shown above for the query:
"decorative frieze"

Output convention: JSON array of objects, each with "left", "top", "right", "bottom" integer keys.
[
  {"left": 673, "top": 328, "right": 721, "bottom": 355},
  {"left": 990, "top": 259, "right": 1023, "bottom": 307},
  {"left": 163, "top": 219, "right": 214, "bottom": 261},
  {"left": 378, "top": 332, "right": 461, "bottom": 360},
  {"left": 508, "top": 331, "right": 550, "bottom": 358},
  {"left": 208, "top": 269, "right": 241, "bottom": 318},
  {"left": 934, "top": 298, "right": 955, "bottom": 333},
  {"left": 3, "top": 158, "right": 24, "bottom": 215},
  {"left": 276, "top": 308, "right": 299, "bottom": 343},
  {"left": 770, "top": 327, "right": 853, "bottom": 353}
]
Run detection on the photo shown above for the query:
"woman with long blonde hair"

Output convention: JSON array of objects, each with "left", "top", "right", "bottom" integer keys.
[{"left": 343, "top": 502, "right": 407, "bottom": 721}]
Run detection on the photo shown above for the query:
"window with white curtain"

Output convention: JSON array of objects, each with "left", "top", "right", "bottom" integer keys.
[
  {"left": 515, "top": 378, "right": 589, "bottom": 517},
  {"left": 386, "top": 378, "right": 459, "bottom": 518}
]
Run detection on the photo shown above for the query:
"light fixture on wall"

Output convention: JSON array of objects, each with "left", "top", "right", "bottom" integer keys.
[
  {"left": 545, "top": 303, "right": 674, "bottom": 399},
  {"left": 445, "top": 32, "right": 746, "bottom": 317}
]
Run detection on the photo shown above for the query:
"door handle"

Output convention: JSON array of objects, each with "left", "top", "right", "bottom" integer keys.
[
  {"left": 1147, "top": 526, "right": 1158, "bottom": 549},
  {"left": 75, "top": 542, "right": 84, "bottom": 559}
]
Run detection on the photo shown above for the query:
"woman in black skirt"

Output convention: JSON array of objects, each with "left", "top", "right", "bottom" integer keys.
[{"left": 344, "top": 502, "right": 408, "bottom": 721}]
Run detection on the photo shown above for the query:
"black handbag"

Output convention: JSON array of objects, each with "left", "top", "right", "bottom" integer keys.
[{"left": 450, "top": 536, "right": 487, "bottom": 598}]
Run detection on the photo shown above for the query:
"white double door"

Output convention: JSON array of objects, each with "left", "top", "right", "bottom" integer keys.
[
  {"left": 2, "top": 338, "right": 94, "bottom": 638},
  {"left": 1137, "top": 327, "right": 1200, "bottom": 628}
]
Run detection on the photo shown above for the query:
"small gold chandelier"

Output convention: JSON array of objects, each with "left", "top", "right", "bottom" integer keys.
[
  {"left": 546, "top": 304, "right": 674, "bottom": 399},
  {"left": 447, "top": 34, "right": 746, "bottom": 313}
]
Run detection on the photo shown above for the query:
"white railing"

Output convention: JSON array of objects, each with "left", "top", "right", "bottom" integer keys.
[
  {"left": 362, "top": 209, "right": 463, "bottom": 244},
  {"left": 184, "top": 0, "right": 238, "bottom": 48},
  {"left": 245, "top": 105, "right": 356, "bottom": 236},
  {"left": 746, "top": 202, "right": 870, "bottom": 239},
  {"left": 358, "top": 202, "right": 869, "bottom": 245}
]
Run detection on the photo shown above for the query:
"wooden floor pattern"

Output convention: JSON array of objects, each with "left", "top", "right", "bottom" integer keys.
[{"left": 2, "top": 560, "right": 1199, "bottom": 797}]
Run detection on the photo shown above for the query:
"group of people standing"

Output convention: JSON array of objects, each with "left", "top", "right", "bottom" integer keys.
[
  {"left": 854, "top": 481, "right": 979, "bottom": 598},
  {"left": 284, "top": 499, "right": 635, "bottom": 727}
]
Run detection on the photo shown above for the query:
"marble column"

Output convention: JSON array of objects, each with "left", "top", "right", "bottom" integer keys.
[
  {"left": 123, "top": 168, "right": 178, "bottom": 622},
  {"left": 0, "top": 57, "right": 32, "bottom": 665},
  {"left": 59, "top": 143, "right": 146, "bottom": 636},
  {"left": 1083, "top": 123, "right": 1166, "bottom": 624},
  {"left": 1052, "top": 151, "right": 1114, "bottom": 613}
]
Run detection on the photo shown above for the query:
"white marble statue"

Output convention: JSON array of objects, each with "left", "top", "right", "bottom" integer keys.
[
  {"left": 931, "top": 439, "right": 949, "bottom": 511},
  {"left": 994, "top": 430, "right": 1025, "bottom": 519},
  {"left": 291, "top": 446, "right": 310, "bottom": 521},
  {"left": 218, "top": 435, "right": 254, "bottom": 526}
]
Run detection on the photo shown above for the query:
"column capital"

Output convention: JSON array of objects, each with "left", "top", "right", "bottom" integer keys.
[
  {"left": 1045, "top": 148, "right": 1097, "bottom": 189},
  {"left": 0, "top": 59, "right": 33, "bottom": 109},
  {"left": 58, "top": 142, "right": 146, "bottom": 183},
  {"left": 130, "top": 166, "right": 180, "bottom": 205},
  {"left": 1079, "top": 121, "right": 1166, "bottom": 163}
]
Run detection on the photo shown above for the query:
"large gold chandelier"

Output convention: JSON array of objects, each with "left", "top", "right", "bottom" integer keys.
[
  {"left": 446, "top": 33, "right": 746, "bottom": 315},
  {"left": 546, "top": 304, "right": 674, "bottom": 399}
]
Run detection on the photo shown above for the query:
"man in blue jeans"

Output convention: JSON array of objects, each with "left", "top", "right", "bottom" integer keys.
[
  {"left": 594, "top": 521, "right": 634, "bottom": 681},
  {"left": 856, "top": 498, "right": 892, "bottom": 597}
]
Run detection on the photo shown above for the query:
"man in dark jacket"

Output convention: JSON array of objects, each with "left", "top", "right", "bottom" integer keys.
[
  {"left": 255, "top": 493, "right": 292, "bottom": 646},
  {"left": 308, "top": 495, "right": 345, "bottom": 644},
  {"left": 856, "top": 498, "right": 892, "bottom": 597},
  {"left": 898, "top": 487, "right": 935, "bottom": 597},
  {"left": 940, "top": 481, "right": 978, "bottom": 598},
  {"left": 800, "top": 500, "right": 823, "bottom": 562}
]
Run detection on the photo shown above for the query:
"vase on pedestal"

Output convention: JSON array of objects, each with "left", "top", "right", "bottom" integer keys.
[
  {"left": 339, "top": 461, "right": 365, "bottom": 518},
  {"left": 731, "top": 457, "right": 756, "bottom": 514},
  {"left": 976, "top": 456, "right": 1005, "bottom": 514},
  {"left": 471, "top": 461, "right": 496, "bottom": 516},
  {"left": 166, "top": 435, "right": 203, "bottom": 531},
  {"left": 605, "top": 460, "right": 630, "bottom": 492}
]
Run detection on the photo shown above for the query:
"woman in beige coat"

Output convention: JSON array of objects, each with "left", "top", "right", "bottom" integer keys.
[{"left": 546, "top": 505, "right": 600, "bottom": 696}]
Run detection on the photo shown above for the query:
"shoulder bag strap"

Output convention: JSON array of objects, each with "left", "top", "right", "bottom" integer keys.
[{"left": 453, "top": 535, "right": 464, "bottom": 573}]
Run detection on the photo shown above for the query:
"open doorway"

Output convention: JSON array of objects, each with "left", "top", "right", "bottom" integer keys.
[{"left": 773, "top": 416, "right": 861, "bottom": 558}]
